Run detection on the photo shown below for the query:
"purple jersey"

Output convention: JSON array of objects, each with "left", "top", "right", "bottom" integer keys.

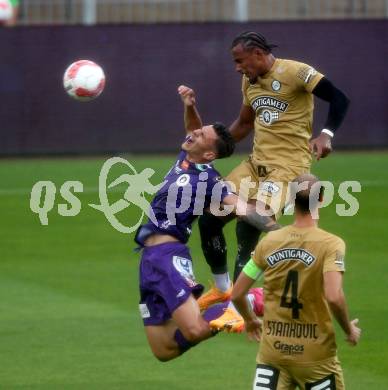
[{"left": 135, "top": 147, "right": 231, "bottom": 245}]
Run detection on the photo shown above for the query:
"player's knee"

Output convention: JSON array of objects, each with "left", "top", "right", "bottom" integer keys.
[
  {"left": 153, "top": 352, "right": 173, "bottom": 362},
  {"left": 198, "top": 212, "right": 226, "bottom": 236},
  {"left": 150, "top": 347, "right": 178, "bottom": 362}
]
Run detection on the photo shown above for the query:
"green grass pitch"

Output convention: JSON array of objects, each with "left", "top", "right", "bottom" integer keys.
[{"left": 1, "top": 152, "right": 387, "bottom": 389}]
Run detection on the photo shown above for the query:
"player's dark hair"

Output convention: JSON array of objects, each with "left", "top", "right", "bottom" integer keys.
[
  {"left": 212, "top": 122, "right": 235, "bottom": 159},
  {"left": 292, "top": 174, "right": 324, "bottom": 214},
  {"left": 231, "top": 31, "right": 277, "bottom": 53}
]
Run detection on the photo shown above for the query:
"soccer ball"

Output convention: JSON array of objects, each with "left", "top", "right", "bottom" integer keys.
[
  {"left": 63, "top": 60, "right": 105, "bottom": 101},
  {"left": 0, "top": 0, "right": 12, "bottom": 22}
]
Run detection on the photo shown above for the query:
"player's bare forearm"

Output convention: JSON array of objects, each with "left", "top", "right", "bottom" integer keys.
[
  {"left": 324, "top": 272, "right": 352, "bottom": 335},
  {"left": 178, "top": 85, "right": 202, "bottom": 133},
  {"left": 241, "top": 202, "right": 281, "bottom": 232},
  {"left": 232, "top": 273, "right": 262, "bottom": 341},
  {"left": 232, "top": 273, "right": 256, "bottom": 321},
  {"left": 327, "top": 293, "right": 352, "bottom": 335},
  {"left": 327, "top": 296, "right": 360, "bottom": 345},
  {"left": 222, "top": 195, "right": 281, "bottom": 232},
  {"left": 229, "top": 119, "right": 253, "bottom": 142},
  {"left": 229, "top": 104, "right": 255, "bottom": 142},
  {"left": 184, "top": 105, "right": 202, "bottom": 133},
  {"left": 240, "top": 212, "right": 281, "bottom": 232}
]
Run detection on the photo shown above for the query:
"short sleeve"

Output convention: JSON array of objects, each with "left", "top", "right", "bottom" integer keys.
[
  {"left": 242, "top": 76, "right": 250, "bottom": 106},
  {"left": 252, "top": 240, "right": 267, "bottom": 270},
  {"left": 292, "top": 61, "right": 324, "bottom": 93},
  {"left": 323, "top": 237, "right": 346, "bottom": 273}
]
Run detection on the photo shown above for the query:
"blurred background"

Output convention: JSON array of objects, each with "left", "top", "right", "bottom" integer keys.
[
  {"left": 1, "top": 0, "right": 387, "bottom": 155},
  {"left": 1, "top": 2, "right": 388, "bottom": 389}
]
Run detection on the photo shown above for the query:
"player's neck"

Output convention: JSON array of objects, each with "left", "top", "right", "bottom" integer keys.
[
  {"left": 266, "top": 54, "right": 276, "bottom": 71},
  {"left": 186, "top": 153, "right": 209, "bottom": 164},
  {"left": 293, "top": 212, "right": 318, "bottom": 228},
  {"left": 260, "top": 55, "right": 276, "bottom": 76}
]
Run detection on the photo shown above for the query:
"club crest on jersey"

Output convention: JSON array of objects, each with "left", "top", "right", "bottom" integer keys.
[
  {"left": 176, "top": 174, "right": 190, "bottom": 187},
  {"left": 252, "top": 96, "right": 289, "bottom": 126},
  {"left": 266, "top": 248, "right": 316, "bottom": 267},
  {"left": 272, "top": 80, "right": 281, "bottom": 91}
]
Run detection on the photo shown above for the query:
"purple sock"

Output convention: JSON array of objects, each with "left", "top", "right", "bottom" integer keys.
[
  {"left": 174, "top": 302, "right": 230, "bottom": 354},
  {"left": 174, "top": 329, "right": 196, "bottom": 354}
]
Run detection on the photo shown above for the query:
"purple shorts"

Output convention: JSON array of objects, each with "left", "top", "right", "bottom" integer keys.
[{"left": 138, "top": 242, "right": 204, "bottom": 326}]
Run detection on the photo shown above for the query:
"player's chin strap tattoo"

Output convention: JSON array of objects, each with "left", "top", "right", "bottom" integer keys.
[{"left": 240, "top": 208, "right": 281, "bottom": 232}]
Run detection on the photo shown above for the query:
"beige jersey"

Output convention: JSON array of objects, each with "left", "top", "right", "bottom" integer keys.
[
  {"left": 242, "top": 59, "right": 324, "bottom": 169},
  {"left": 252, "top": 225, "right": 346, "bottom": 365}
]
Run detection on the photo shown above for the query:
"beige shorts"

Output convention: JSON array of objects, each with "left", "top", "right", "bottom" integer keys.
[
  {"left": 253, "top": 356, "right": 345, "bottom": 390},
  {"left": 226, "top": 157, "right": 309, "bottom": 219}
]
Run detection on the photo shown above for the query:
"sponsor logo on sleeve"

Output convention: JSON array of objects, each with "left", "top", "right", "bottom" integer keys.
[
  {"left": 297, "top": 66, "right": 318, "bottom": 83},
  {"left": 334, "top": 251, "right": 345, "bottom": 270}
]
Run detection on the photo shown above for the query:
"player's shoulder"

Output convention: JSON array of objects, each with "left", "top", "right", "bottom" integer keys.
[
  {"left": 278, "top": 58, "right": 315, "bottom": 70},
  {"left": 315, "top": 227, "right": 346, "bottom": 248},
  {"left": 275, "top": 58, "right": 319, "bottom": 81},
  {"left": 258, "top": 226, "right": 289, "bottom": 246}
]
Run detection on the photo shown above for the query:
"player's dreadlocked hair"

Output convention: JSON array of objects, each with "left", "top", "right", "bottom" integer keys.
[
  {"left": 212, "top": 122, "right": 235, "bottom": 159},
  {"left": 231, "top": 31, "right": 277, "bottom": 53}
]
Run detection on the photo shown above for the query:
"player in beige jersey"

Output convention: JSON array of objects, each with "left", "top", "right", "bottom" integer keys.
[
  {"left": 232, "top": 174, "right": 361, "bottom": 390},
  {"left": 197, "top": 31, "right": 350, "bottom": 314}
]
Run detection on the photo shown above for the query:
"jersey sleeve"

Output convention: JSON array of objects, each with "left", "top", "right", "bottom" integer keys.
[
  {"left": 323, "top": 236, "right": 346, "bottom": 273},
  {"left": 291, "top": 60, "right": 324, "bottom": 93},
  {"left": 206, "top": 171, "right": 233, "bottom": 203},
  {"left": 241, "top": 76, "right": 250, "bottom": 106},
  {"left": 252, "top": 240, "right": 267, "bottom": 270}
]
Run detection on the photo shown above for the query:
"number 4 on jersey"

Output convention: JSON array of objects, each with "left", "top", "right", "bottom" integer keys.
[{"left": 280, "top": 270, "right": 303, "bottom": 319}]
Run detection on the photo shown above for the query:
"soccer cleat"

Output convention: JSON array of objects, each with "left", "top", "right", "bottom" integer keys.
[
  {"left": 209, "top": 308, "right": 245, "bottom": 333},
  {"left": 197, "top": 283, "right": 232, "bottom": 311}
]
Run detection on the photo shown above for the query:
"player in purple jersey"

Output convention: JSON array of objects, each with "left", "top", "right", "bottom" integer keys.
[{"left": 135, "top": 86, "right": 274, "bottom": 361}]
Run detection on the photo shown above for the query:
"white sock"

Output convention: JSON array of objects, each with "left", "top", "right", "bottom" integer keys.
[
  {"left": 227, "top": 295, "right": 254, "bottom": 312},
  {"left": 213, "top": 272, "right": 231, "bottom": 292}
]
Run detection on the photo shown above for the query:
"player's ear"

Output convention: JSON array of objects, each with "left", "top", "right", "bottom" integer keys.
[
  {"left": 253, "top": 47, "right": 265, "bottom": 57},
  {"left": 203, "top": 150, "right": 216, "bottom": 162}
]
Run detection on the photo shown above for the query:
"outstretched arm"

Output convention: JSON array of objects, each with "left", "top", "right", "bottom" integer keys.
[
  {"left": 177, "top": 85, "right": 203, "bottom": 134},
  {"left": 222, "top": 194, "right": 281, "bottom": 232},
  {"left": 232, "top": 268, "right": 262, "bottom": 341},
  {"left": 229, "top": 104, "right": 255, "bottom": 142},
  {"left": 310, "top": 78, "right": 350, "bottom": 160},
  {"left": 324, "top": 271, "right": 361, "bottom": 346}
]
